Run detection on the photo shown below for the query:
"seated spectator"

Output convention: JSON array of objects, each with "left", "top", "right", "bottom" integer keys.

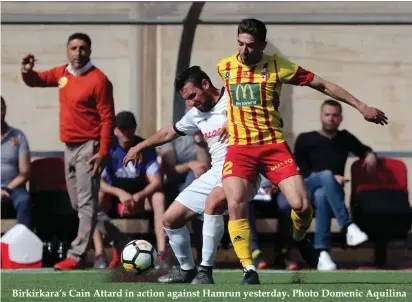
[
  {"left": 1, "top": 96, "right": 32, "bottom": 229},
  {"left": 158, "top": 100, "right": 211, "bottom": 263},
  {"left": 93, "top": 111, "right": 166, "bottom": 268},
  {"left": 277, "top": 99, "right": 374, "bottom": 270}
]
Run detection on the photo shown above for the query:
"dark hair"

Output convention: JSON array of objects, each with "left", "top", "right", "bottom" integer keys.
[
  {"left": 238, "top": 18, "right": 267, "bottom": 42},
  {"left": 322, "top": 99, "right": 342, "bottom": 113},
  {"left": 174, "top": 66, "right": 213, "bottom": 91},
  {"left": 67, "top": 33, "right": 92, "bottom": 48},
  {"left": 1, "top": 96, "right": 5, "bottom": 107}
]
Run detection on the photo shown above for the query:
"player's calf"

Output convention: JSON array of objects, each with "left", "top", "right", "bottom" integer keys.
[{"left": 278, "top": 175, "right": 313, "bottom": 241}]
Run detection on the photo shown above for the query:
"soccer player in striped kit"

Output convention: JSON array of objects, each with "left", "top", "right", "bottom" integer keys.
[{"left": 217, "top": 18, "right": 388, "bottom": 284}]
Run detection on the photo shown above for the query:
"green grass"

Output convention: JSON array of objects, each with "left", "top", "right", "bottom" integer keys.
[{"left": 1, "top": 269, "right": 411, "bottom": 302}]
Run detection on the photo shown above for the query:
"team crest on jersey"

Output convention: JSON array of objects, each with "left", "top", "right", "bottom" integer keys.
[
  {"left": 224, "top": 71, "right": 231, "bottom": 80},
  {"left": 58, "top": 77, "right": 68, "bottom": 89},
  {"left": 261, "top": 67, "right": 268, "bottom": 81},
  {"left": 221, "top": 110, "right": 227, "bottom": 117}
]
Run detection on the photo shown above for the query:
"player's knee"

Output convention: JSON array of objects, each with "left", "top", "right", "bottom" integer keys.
[
  {"left": 205, "top": 187, "right": 227, "bottom": 214},
  {"left": 162, "top": 213, "right": 174, "bottom": 229},
  {"left": 290, "top": 196, "right": 310, "bottom": 213},
  {"left": 205, "top": 196, "right": 226, "bottom": 215}
]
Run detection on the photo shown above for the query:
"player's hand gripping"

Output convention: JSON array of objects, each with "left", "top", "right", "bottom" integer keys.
[
  {"left": 123, "top": 145, "right": 143, "bottom": 167},
  {"left": 21, "top": 54, "right": 36, "bottom": 73},
  {"left": 358, "top": 104, "right": 388, "bottom": 125}
]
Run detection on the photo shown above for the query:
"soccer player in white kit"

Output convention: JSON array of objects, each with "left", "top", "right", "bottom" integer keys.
[{"left": 124, "top": 66, "right": 257, "bottom": 284}]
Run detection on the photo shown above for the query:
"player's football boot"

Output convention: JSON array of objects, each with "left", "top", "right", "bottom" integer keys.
[
  {"left": 54, "top": 257, "right": 82, "bottom": 270},
  {"left": 240, "top": 269, "right": 260, "bottom": 285},
  {"left": 108, "top": 248, "right": 121, "bottom": 269},
  {"left": 294, "top": 237, "right": 318, "bottom": 268},
  {"left": 191, "top": 266, "right": 214, "bottom": 284},
  {"left": 93, "top": 254, "right": 108, "bottom": 269},
  {"left": 157, "top": 267, "right": 197, "bottom": 284}
]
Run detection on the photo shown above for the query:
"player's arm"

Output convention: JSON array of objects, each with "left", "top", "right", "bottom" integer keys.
[
  {"left": 307, "top": 76, "right": 365, "bottom": 115},
  {"left": 124, "top": 109, "right": 199, "bottom": 166},
  {"left": 21, "top": 54, "right": 60, "bottom": 87},
  {"left": 276, "top": 54, "right": 387, "bottom": 125},
  {"left": 123, "top": 125, "right": 180, "bottom": 166},
  {"left": 308, "top": 76, "right": 387, "bottom": 125}
]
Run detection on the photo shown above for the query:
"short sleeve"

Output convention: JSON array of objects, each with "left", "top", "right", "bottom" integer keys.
[
  {"left": 101, "top": 167, "right": 112, "bottom": 185},
  {"left": 18, "top": 132, "right": 30, "bottom": 157},
  {"left": 274, "top": 54, "right": 314, "bottom": 86},
  {"left": 174, "top": 109, "right": 199, "bottom": 135}
]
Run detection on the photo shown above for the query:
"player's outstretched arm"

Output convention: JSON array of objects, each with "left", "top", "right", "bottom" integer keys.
[
  {"left": 308, "top": 75, "right": 388, "bottom": 125},
  {"left": 123, "top": 125, "right": 179, "bottom": 167}
]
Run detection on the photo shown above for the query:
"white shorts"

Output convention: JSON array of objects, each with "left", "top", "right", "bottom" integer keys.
[
  {"left": 175, "top": 164, "right": 223, "bottom": 214},
  {"left": 176, "top": 164, "right": 261, "bottom": 215}
]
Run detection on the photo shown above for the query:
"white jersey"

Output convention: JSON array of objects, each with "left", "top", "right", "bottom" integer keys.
[{"left": 174, "top": 87, "right": 228, "bottom": 166}]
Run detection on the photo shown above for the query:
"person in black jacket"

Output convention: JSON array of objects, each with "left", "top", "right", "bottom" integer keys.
[{"left": 277, "top": 99, "right": 376, "bottom": 270}]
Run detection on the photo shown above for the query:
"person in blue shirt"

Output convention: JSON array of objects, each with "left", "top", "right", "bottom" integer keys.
[{"left": 93, "top": 111, "right": 166, "bottom": 268}]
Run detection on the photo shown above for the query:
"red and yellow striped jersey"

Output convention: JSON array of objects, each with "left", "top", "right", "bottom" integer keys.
[{"left": 217, "top": 53, "right": 314, "bottom": 146}]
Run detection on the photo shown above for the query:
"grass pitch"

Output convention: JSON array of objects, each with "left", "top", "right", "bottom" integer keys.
[{"left": 1, "top": 269, "right": 411, "bottom": 302}]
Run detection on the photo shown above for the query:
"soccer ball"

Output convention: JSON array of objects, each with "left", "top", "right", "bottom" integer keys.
[{"left": 121, "top": 240, "right": 157, "bottom": 274}]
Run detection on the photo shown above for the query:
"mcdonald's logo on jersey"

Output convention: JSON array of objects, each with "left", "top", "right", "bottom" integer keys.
[{"left": 229, "top": 83, "right": 262, "bottom": 107}]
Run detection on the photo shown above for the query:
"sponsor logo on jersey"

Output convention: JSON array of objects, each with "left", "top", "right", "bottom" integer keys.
[{"left": 203, "top": 127, "right": 223, "bottom": 140}]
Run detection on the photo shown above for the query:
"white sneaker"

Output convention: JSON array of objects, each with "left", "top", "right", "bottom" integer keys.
[
  {"left": 346, "top": 223, "right": 368, "bottom": 247},
  {"left": 317, "top": 251, "right": 337, "bottom": 271}
]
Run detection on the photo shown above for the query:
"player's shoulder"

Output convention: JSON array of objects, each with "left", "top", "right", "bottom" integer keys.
[
  {"left": 183, "top": 106, "right": 198, "bottom": 120},
  {"left": 261, "top": 52, "right": 286, "bottom": 64},
  {"left": 217, "top": 53, "right": 238, "bottom": 69}
]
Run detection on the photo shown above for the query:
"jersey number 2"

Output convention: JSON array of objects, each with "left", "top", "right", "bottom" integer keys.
[{"left": 223, "top": 161, "right": 233, "bottom": 176}]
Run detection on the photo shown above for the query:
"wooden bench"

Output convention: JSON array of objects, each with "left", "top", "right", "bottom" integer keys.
[{"left": 1, "top": 217, "right": 340, "bottom": 234}]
